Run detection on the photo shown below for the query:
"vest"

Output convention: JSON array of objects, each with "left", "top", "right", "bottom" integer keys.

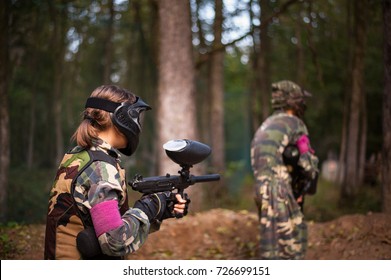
[{"left": 44, "top": 149, "right": 129, "bottom": 260}]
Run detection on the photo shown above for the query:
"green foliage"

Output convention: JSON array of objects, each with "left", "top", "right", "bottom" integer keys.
[
  {"left": 7, "top": 167, "right": 53, "bottom": 223},
  {"left": 304, "top": 177, "right": 382, "bottom": 222},
  {"left": 0, "top": 223, "right": 22, "bottom": 259},
  {"left": 224, "top": 49, "right": 252, "bottom": 174}
]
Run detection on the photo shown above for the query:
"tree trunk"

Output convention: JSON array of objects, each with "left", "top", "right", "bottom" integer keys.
[
  {"left": 249, "top": 0, "right": 271, "bottom": 132},
  {"left": 343, "top": 0, "right": 368, "bottom": 197},
  {"left": 194, "top": 0, "right": 211, "bottom": 150},
  {"left": 0, "top": 0, "right": 10, "bottom": 223},
  {"left": 27, "top": 7, "right": 41, "bottom": 169},
  {"left": 209, "top": 0, "right": 225, "bottom": 176},
  {"left": 27, "top": 61, "right": 37, "bottom": 169},
  {"left": 49, "top": 0, "right": 67, "bottom": 165},
  {"left": 103, "top": 0, "right": 115, "bottom": 84},
  {"left": 258, "top": 0, "right": 271, "bottom": 122},
  {"left": 338, "top": 0, "right": 353, "bottom": 186},
  {"left": 382, "top": 0, "right": 391, "bottom": 213},
  {"left": 358, "top": 90, "right": 367, "bottom": 185},
  {"left": 295, "top": 10, "right": 305, "bottom": 85},
  {"left": 157, "top": 0, "right": 202, "bottom": 210},
  {"left": 249, "top": 0, "right": 261, "bottom": 134}
]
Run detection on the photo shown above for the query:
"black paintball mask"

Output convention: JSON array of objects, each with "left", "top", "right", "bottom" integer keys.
[{"left": 85, "top": 96, "right": 151, "bottom": 156}]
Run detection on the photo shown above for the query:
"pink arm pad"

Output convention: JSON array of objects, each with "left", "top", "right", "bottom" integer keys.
[
  {"left": 296, "top": 134, "right": 314, "bottom": 154},
  {"left": 90, "top": 200, "right": 123, "bottom": 237}
]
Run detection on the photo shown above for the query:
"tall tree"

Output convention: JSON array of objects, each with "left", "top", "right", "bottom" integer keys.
[
  {"left": 342, "top": 0, "right": 369, "bottom": 197},
  {"left": 209, "top": 0, "right": 225, "bottom": 196},
  {"left": 157, "top": 0, "right": 203, "bottom": 209},
  {"left": 27, "top": 5, "right": 42, "bottom": 169},
  {"left": 382, "top": 0, "right": 391, "bottom": 213},
  {"left": 337, "top": 0, "right": 354, "bottom": 185},
  {"left": 258, "top": 0, "right": 271, "bottom": 122},
  {"left": 249, "top": 0, "right": 272, "bottom": 133},
  {"left": 49, "top": 0, "right": 67, "bottom": 165},
  {"left": 103, "top": 0, "right": 115, "bottom": 84},
  {"left": 249, "top": 0, "right": 298, "bottom": 133},
  {"left": 126, "top": 0, "right": 159, "bottom": 175},
  {"left": 0, "top": 0, "right": 10, "bottom": 223}
]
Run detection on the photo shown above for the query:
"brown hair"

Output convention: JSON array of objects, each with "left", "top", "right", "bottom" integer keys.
[{"left": 72, "top": 85, "right": 136, "bottom": 148}]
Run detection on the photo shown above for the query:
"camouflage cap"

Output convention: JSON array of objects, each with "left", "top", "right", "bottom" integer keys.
[
  {"left": 271, "top": 80, "right": 311, "bottom": 110},
  {"left": 272, "top": 80, "right": 311, "bottom": 98}
]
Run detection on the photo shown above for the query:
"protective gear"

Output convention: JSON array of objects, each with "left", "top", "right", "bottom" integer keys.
[
  {"left": 76, "top": 227, "right": 103, "bottom": 259},
  {"left": 134, "top": 192, "right": 174, "bottom": 222},
  {"left": 44, "top": 147, "right": 128, "bottom": 260},
  {"left": 133, "top": 192, "right": 190, "bottom": 224},
  {"left": 85, "top": 96, "right": 151, "bottom": 156},
  {"left": 271, "top": 80, "right": 311, "bottom": 118},
  {"left": 283, "top": 143, "right": 318, "bottom": 212}
]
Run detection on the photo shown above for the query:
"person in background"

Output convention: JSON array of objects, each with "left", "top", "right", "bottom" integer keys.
[
  {"left": 44, "top": 85, "right": 189, "bottom": 260},
  {"left": 251, "top": 80, "right": 319, "bottom": 259}
]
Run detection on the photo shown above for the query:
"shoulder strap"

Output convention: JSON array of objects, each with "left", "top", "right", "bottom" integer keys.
[
  {"left": 70, "top": 149, "right": 121, "bottom": 227},
  {"left": 88, "top": 150, "right": 119, "bottom": 170},
  {"left": 85, "top": 150, "right": 130, "bottom": 217}
]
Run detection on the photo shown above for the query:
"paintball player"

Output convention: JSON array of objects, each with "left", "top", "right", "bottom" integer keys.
[
  {"left": 250, "top": 80, "right": 319, "bottom": 259},
  {"left": 44, "top": 85, "right": 189, "bottom": 260}
]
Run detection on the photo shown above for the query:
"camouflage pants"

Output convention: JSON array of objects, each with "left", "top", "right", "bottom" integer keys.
[{"left": 254, "top": 178, "right": 307, "bottom": 259}]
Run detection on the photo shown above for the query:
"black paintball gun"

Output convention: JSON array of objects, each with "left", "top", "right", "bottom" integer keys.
[
  {"left": 283, "top": 144, "right": 318, "bottom": 211},
  {"left": 129, "top": 139, "right": 220, "bottom": 197}
]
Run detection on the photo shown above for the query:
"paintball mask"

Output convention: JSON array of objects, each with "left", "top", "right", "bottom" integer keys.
[
  {"left": 85, "top": 96, "right": 151, "bottom": 156},
  {"left": 271, "top": 80, "right": 312, "bottom": 118}
]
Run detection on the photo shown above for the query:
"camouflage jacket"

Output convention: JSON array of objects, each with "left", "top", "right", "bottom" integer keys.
[
  {"left": 250, "top": 111, "right": 318, "bottom": 259},
  {"left": 44, "top": 139, "right": 150, "bottom": 260},
  {"left": 251, "top": 111, "right": 318, "bottom": 183}
]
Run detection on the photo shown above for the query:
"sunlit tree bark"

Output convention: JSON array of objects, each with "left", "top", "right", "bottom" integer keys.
[{"left": 157, "top": 0, "right": 202, "bottom": 209}]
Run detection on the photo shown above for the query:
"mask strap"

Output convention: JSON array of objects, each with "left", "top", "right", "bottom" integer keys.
[{"left": 85, "top": 97, "right": 121, "bottom": 113}]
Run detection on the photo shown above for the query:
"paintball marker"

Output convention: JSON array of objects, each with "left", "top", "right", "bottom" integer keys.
[
  {"left": 129, "top": 139, "right": 220, "bottom": 197},
  {"left": 283, "top": 144, "right": 318, "bottom": 211}
]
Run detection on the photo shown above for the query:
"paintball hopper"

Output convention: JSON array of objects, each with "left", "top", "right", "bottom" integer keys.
[{"left": 163, "top": 139, "right": 211, "bottom": 167}]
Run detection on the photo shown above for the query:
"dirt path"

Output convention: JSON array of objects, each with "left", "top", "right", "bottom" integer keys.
[{"left": 1, "top": 209, "right": 391, "bottom": 260}]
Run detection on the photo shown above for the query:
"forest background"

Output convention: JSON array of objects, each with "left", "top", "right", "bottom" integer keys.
[{"left": 0, "top": 0, "right": 390, "bottom": 228}]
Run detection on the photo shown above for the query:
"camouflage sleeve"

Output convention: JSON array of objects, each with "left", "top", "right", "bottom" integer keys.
[
  {"left": 98, "top": 207, "right": 150, "bottom": 256},
  {"left": 298, "top": 151, "right": 319, "bottom": 179},
  {"left": 75, "top": 161, "right": 150, "bottom": 256},
  {"left": 292, "top": 119, "right": 319, "bottom": 180},
  {"left": 295, "top": 134, "right": 319, "bottom": 179}
]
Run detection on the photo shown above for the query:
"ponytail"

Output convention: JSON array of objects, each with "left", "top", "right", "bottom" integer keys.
[{"left": 71, "top": 118, "right": 99, "bottom": 148}]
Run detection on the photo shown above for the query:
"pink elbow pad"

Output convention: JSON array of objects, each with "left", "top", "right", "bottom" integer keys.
[
  {"left": 90, "top": 200, "right": 123, "bottom": 237},
  {"left": 296, "top": 134, "right": 314, "bottom": 154}
]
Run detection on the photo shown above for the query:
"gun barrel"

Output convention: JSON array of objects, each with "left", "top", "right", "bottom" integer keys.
[{"left": 190, "top": 174, "right": 220, "bottom": 184}]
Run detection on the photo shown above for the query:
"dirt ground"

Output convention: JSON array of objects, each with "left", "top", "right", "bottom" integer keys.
[{"left": 1, "top": 208, "right": 391, "bottom": 260}]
